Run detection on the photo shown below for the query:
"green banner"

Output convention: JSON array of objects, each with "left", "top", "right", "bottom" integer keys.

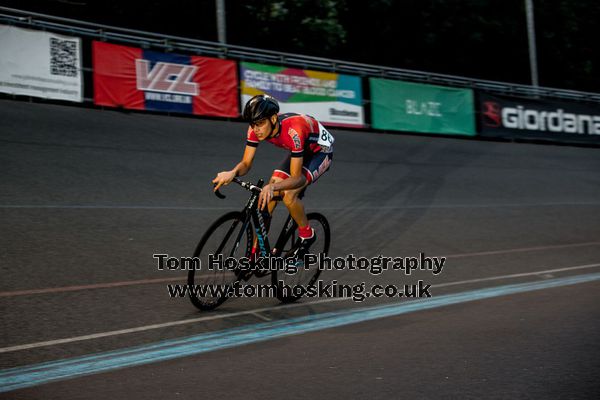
[{"left": 369, "top": 78, "right": 475, "bottom": 135}]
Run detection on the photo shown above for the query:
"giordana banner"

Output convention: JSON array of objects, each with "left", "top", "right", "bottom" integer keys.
[
  {"left": 0, "top": 24, "right": 82, "bottom": 102},
  {"left": 369, "top": 78, "right": 475, "bottom": 136},
  {"left": 93, "top": 41, "right": 238, "bottom": 117},
  {"left": 240, "top": 62, "right": 364, "bottom": 128},
  {"left": 478, "top": 92, "right": 600, "bottom": 144}
]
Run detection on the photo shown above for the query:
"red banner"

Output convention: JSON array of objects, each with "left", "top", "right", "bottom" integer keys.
[{"left": 93, "top": 41, "right": 238, "bottom": 117}]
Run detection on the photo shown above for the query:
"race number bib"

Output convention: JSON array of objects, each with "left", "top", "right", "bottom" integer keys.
[{"left": 317, "top": 121, "right": 335, "bottom": 149}]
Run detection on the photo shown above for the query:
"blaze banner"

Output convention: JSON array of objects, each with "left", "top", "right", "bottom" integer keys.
[{"left": 370, "top": 78, "right": 475, "bottom": 136}]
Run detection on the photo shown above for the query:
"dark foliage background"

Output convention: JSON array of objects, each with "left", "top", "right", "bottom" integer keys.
[{"left": 2, "top": 0, "right": 598, "bottom": 91}]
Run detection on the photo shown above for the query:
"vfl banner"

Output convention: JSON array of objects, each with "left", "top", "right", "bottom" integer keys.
[
  {"left": 370, "top": 78, "right": 475, "bottom": 135},
  {"left": 478, "top": 92, "right": 600, "bottom": 143},
  {"left": 240, "top": 62, "right": 364, "bottom": 127},
  {"left": 93, "top": 41, "right": 238, "bottom": 117},
  {"left": 0, "top": 24, "right": 82, "bottom": 102}
]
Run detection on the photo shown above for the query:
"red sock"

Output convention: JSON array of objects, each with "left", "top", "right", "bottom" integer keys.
[{"left": 298, "top": 225, "right": 313, "bottom": 239}]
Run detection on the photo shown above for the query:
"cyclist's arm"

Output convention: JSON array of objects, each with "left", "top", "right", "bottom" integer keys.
[
  {"left": 258, "top": 156, "right": 305, "bottom": 209},
  {"left": 213, "top": 145, "right": 256, "bottom": 191},
  {"left": 232, "top": 145, "right": 256, "bottom": 177},
  {"left": 272, "top": 156, "right": 306, "bottom": 191}
]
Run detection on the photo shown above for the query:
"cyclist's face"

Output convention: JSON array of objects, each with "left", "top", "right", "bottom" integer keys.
[{"left": 251, "top": 115, "right": 276, "bottom": 140}]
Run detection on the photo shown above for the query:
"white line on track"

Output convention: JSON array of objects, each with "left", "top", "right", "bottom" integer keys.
[
  {"left": 0, "top": 205, "right": 233, "bottom": 210},
  {"left": 250, "top": 312, "right": 272, "bottom": 322},
  {"left": 0, "top": 277, "right": 183, "bottom": 297},
  {"left": 1, "top": 262, "right": 599, "bottom": 354},
  {"left": 0, "top": 201, "right": 599, "bottom": 211},
  {"left": 433, "top": 263, "right": 600, "bottom": 287},
  {"left": 443, "top": 241, "right": 600, "bottom": 258},
  {"left": 2, "top": 241, "right": 600, "bottom": 298},
  {"left": 1, "top": 241, "right": 599, "bottom": 298}
]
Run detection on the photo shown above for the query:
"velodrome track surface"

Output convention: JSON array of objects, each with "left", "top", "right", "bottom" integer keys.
[{"left": 1, "top": 99, "right": 599, "bottom": 399}]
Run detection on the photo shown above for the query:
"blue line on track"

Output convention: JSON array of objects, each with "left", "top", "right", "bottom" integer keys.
[{"left": 1, "top": 272, "right": 599, "bottom": 393}]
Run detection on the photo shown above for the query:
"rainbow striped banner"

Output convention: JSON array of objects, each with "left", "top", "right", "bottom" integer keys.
[{"left": 240, "top": 62, "right": 364, "bottom": 128}]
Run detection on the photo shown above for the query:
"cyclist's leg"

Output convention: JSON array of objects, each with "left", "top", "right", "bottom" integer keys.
[
  {"left": 270, "top": 153, "right": 308, "bottom": 228},
  {"left": 282, "top": 152, "right": 333, "bottom": 239},
  {"left": 267, "top": 152, "right": 294, "bottom": 216},
  {"left": 267, "top": 175, "right": 284, "bottom": 214},
  {"left": 252, "top": 154, "right": 291, "bottom": 257},
  {"left": 281, "top": 181, "right": 310, "bottom": 227}
]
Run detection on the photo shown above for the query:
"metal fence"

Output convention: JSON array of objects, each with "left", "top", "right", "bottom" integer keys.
[{"left": 2, "top": 5, "right": 600, "bottom": 104}]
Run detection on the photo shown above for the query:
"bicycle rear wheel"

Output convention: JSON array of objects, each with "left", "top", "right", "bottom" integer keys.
[
  {"left": 272, "top": 212, "right": 330, "bottom": 303},
  {"left": 188, "top": 211, "right": 252, "bottom": 311}
]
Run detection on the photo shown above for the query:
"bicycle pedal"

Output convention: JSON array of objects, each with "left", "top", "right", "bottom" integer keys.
[
  {"left": 253, "top": 268, "right": 270, "bottom": 278},
  {"left": 235, "top": 268, "right": 253, "bottom": 281}
]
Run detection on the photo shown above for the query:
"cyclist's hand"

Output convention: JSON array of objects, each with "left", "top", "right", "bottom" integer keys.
[
  {"left": 258, "top": 183, "right": 274, "bottom": 210},
  {"left": 212, "top": 170, "right": 235, "bottom": 191}
]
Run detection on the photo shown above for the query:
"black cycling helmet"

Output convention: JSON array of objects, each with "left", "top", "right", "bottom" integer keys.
[{"left": 243, "top": 94, "right": 280, "bottom": 123}]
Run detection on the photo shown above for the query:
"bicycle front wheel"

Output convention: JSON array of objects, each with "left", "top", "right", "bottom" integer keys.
[
  {"left": 188, "top": 211, "right": 252, "bottom": 311},
  {"left": 272, "top": 212, "right": 330, "bottom": 303}
]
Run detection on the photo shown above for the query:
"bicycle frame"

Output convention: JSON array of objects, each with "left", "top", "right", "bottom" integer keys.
[
  {"left": 216, "top": 178, "right": 298, "bottom": 262},
  {"left": 190, "top": 177, "right": 329, "bottom": 309}
]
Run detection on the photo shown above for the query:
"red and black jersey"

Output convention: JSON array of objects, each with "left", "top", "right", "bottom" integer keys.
[{"left": 246, "top": 113, "right": 332, "bottom": 157}]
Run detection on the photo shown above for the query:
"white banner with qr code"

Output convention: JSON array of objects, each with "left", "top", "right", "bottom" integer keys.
[{"left": 0, "top": 24, "right": 82, "bottom": 102}]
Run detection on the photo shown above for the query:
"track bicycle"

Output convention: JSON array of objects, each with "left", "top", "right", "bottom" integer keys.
[{"left": 188, "top": 177, "right": 330, "bottom": 311}]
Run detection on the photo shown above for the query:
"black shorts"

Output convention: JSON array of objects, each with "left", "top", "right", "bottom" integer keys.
[{"left": 272, "top": 152, "right": 333, "bottom": 184}]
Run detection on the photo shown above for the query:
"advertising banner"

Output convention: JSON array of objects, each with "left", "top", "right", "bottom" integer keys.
[
  {"left": 93, "top": 41, "right": 238, "bottom": 117},
  {"left": 0, "top": 24, "right": 82, "bottom": 102},
  {"left": 370, "top": 78, "right": 475, "bottom": 136},
  {"left": 240, "top": 62, "right": 364, "bottom": 128},
  {"left": 478, "top": 92, "right": 600, "bottom": 144}
]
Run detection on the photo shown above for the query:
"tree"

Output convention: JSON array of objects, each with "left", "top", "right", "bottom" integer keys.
[
  {"left": 227, "top": 0, "right": 347, "bottom": 55},
  {"left": 3, "top": 0, "right": 599, "bottom": 90}
]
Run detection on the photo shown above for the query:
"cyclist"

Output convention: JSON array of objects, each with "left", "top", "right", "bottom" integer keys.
[{"left": 212, "top": 94, "right": 334, "bottom": 254}]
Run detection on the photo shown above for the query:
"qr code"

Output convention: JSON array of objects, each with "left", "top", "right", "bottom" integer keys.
[{"left": 49, "top": 38, "right": 78, "bottom": 77}]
